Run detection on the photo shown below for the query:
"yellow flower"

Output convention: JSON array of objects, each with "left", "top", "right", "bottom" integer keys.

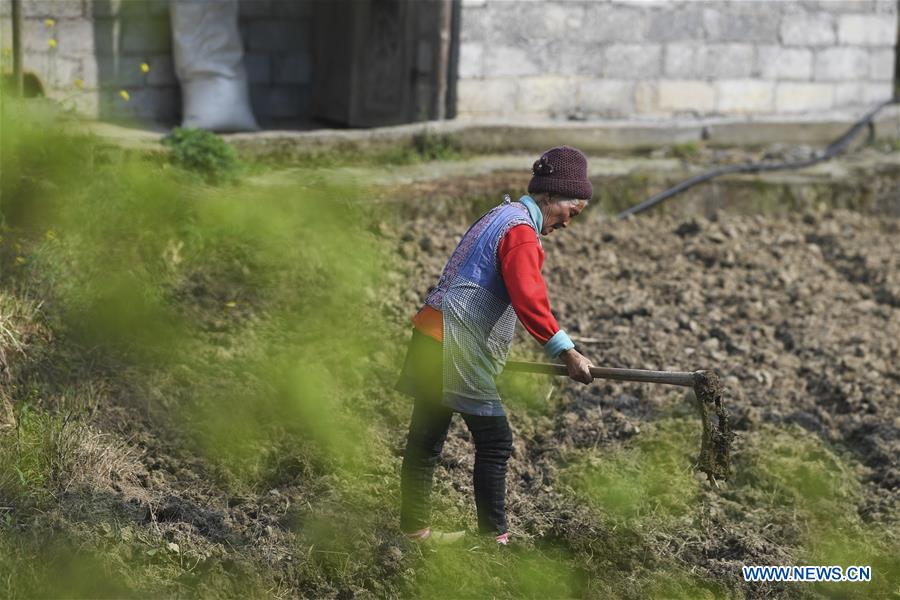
[
  {"left": 15, "top": 256, "right": 26, "bottom": 265},
  {"left": 44, "top": 18, "right": 55, "bottom": 27},
  {"left": 73, "top": 78, "right": 84, "bottom": 89},
  {"left": 45, "top": 230, "right": 57, "bottom": 241},
  {"left": 224, "top": 301, "right": 237, "bottom": 309},
  {"left": 119, "top": 90, "right": 130, "bottom": 102},
  {"left": 140, "top": 62, "right": 150, "bottom": 73},
  {"left": 47, "top": 38, "right": 57, "bottom": 49}
]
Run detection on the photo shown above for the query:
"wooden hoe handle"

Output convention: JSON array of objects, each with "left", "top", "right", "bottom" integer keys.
[{"left": 504, "top": 361, "right": 697, "bottom": 387}]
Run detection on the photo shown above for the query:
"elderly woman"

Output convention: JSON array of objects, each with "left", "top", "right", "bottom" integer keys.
[{"left": 396, "top": 146, "right": 594, "bottom": 545}]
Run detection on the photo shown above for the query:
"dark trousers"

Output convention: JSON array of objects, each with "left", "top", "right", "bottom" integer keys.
[{"left": 397, "top": 330, "right": 513, "bottom": 535}]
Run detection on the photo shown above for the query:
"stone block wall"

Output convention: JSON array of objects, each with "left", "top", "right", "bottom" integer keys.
[
  {"left": 457, "top": 0, "right": 898, "bottom": 119},
  {"left": 0, "top": 0, "right": 314, "bottom": 125}
]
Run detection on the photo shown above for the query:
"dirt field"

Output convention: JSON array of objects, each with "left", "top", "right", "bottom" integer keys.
[
  {"left": 384, "top": 192, "right": 899, "bottom": 597},
  {"left": 2, "top": 135, "right": 898, "bottom": 597}
]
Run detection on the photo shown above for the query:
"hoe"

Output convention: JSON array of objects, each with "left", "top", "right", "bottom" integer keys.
[{"left": 504, "top": 361, "right": 733, "bottom": 483}]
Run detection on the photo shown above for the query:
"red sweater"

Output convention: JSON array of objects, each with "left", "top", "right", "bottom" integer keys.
[{"left": 412, "top": 224, "right": 560, "bottom": 344}]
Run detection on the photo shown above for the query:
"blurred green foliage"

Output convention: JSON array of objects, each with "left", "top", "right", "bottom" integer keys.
[
  {"left": 565, "top": 418, "right": 701, "bottom": 529},
  {"left": 161, "top": 127, "right": 242, "bottom": 184}
]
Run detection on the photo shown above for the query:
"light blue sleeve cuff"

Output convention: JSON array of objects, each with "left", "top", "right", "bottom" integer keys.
[{"left": 544, "top": 329, "right": 575, "bottom": 359}]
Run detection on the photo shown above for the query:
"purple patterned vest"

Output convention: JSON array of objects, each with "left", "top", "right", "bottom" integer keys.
[{"left": 424, "top": 196, "right": 538, "bottom": 416}]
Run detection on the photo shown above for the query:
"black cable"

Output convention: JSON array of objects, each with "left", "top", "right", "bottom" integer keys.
[{"left": 615, "top": 97, "right": 899, "bottom": 220}]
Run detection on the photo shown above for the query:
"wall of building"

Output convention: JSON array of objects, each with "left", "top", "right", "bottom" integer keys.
[
  {"left": 3, "top": 0, "right": 896, "bottom": 126},
  {"left": 456, "top": 0, "right": 898, "bottom": 120},
  {"left": 0, "top": 0, "right": 314, "bottom": 126}
]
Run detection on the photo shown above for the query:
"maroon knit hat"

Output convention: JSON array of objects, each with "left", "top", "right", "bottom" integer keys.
[{"left": 528, "top": 146, "right": 592, "bottom": 200}]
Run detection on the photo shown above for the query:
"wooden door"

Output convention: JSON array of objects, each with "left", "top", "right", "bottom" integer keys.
[{"left": 311, "top": 0, "right": 454, "bottom": 127}]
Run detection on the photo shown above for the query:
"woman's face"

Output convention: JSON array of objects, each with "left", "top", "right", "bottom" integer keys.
[{"left": 539, "top": 197, "right": 587, "bottom": 235}]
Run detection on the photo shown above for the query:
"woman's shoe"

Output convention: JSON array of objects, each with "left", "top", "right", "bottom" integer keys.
[{"left": 405, "top": 527, "right": 466, "bottom": 545}]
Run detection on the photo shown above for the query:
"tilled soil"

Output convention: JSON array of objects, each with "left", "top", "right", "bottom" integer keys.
[
  {"left": 10, "top": 193, "right": 897, "bottom": 598},
  {"left": 384, "top": 201, "right": 899, "bottom": 596}
]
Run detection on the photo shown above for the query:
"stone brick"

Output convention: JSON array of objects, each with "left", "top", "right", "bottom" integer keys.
[
  {"left": 518, "top": 2, "right": 585, "bottom": 38},
  {"left": 837, "top": 14, "right": 897, "bottom": 46},
  {"left": 577, "top": 79, "right": 634, "bottom": 117},
  {"left": 781, "top": 13, "right": 835, "bottom": 46},
  {"left": 581, "top": 4, "right": 647, "bottom": 43},
  {"left": 24, "top": 0, "right": 83, "bottom": 18},
  {"left": 459, "top": 5, "right": 488, "bottom": 42},
  {"left": 56, "top": 19, "right": 96, "bottom": 56},
  {"left": 663, "top": 43, "right": 698, "bottom": 78},
  {"left": 105, "top": 86, "right": 178, "bottom": 122},
  {"left": 239, "top": 0, "right": 271, "bottom": 17},
  {"left": 833, "top": 81, "right": 863, "bottom": 106},
  {"left": 271, "top": 0, "right": 312, "bottom": 18},
  {"left": 273, "top": 54, "right": 310, "bottom": 84},
  {"left": 716, "top": 79, "right": 774, "bottom": 113},
  {"left": 248, "top": 83, "right": 269, "bottom": 117},
  {"left": 244, "top": 53, "right": 270, "bottom": 84},
  {"left": 115, "top": 56, "right": 151, "bottom": 86},
  {"left": 456, "top": 78, "right": 517, "bottom": 116},
  {"left": 246, "top": 19, "right": 308, "bottom": 52},
  {"left": 869, "top": 48, "right": 895, "bottom": 80},
  {"left": 657, "top": 80, "right": 715, "bottom": 112},
  {"left": 633, "top": 81, "right": 657, "bottom": 113},
  {"left": 485, "top": 3, "right": 586, "bottom": 47},
  {"left": 516, "top": 75, "right": 576, "bottom": 117},
  {"left": 40, "top": 54, "right": 81, "bottom": 88},
  {"left": 862, "top": 81, "right": 894, "bottom": 103},
  {"left": 531, "top": 40, "right": 604, "bottom": 77},
  {"left": 604, "top": 44, "right": 662, "bottom": 79},
  {"left": 120, "top": 17, "right": 171, "bottom": 54},
  {"left": 756, "top": 46, "right": 813, "bottom": 80},
  {"left": 86, "top": 17, "right": 117, "bottom": 55},
  {"left": 872, "top": 0, "right": 897, "bottom": 13},
  {"left": 813, "top": 47, "right": 868, "bottom": 81},
  {"left": 703, "top": 7, "right": 780, "bottom": 43},
  {"left": 702, "top": 44, "right": 755, "bottom": 79},
  {"left": 664, "top": 44, "right": 754, "bottom": 79},
  {"left": 481, "top": 4, "right": 531, "bottom": 46},
  {"left": 806, "top": 1, "right": 877, "bottom": 14},
  {"left": 267, "top": 84, "right": 305, "bottom": 118},
  {"left": 67, "top": 90, "right": 100, "bottom": 118},
  {"left": 647, "top": 6, "right": 703, "bottom": 42},
  {"left": 458, "top": 41, "right": 483, "bottom": 79},
  {"left": 774, "top": 82, "right": 834, "bottom": 112},
  {"left": 23, "top": 17, "right": 61, "bottom": 52},
  {"left": 484, "top": 45, "right": 541, "bottom": 77},
  {"left": 146, "top": 54, "right": 175, "bottom": 86},
  {"left": 78, "top": 55, "right": 111, "bottom": 89}
]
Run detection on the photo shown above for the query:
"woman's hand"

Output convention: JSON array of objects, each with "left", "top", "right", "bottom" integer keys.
[{"left": 560, "top": 349, "right": 593, "bottom": 384}]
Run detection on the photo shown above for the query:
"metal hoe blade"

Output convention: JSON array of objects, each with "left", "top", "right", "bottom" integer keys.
[
  {"left": 691, "top": 370, "right": 733, "bottom": 483},
  {"left": 504, "top": 361, "right": 734, "bottom": 482}
]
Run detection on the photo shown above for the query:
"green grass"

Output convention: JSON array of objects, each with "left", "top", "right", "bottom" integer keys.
[
  {"left": 0, "top": 91, "right": 405, "bottom": 596},
  {"left": 670, "top": 141, "right": 701, "bottom": 160},
  {"left": 564, "top": 418, "right": 701, "bottom": 530}
]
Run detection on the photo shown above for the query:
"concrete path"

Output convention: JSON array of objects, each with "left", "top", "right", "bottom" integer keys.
[{"left": 80, "top": 105, "right": 900, "bottom": 159}]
